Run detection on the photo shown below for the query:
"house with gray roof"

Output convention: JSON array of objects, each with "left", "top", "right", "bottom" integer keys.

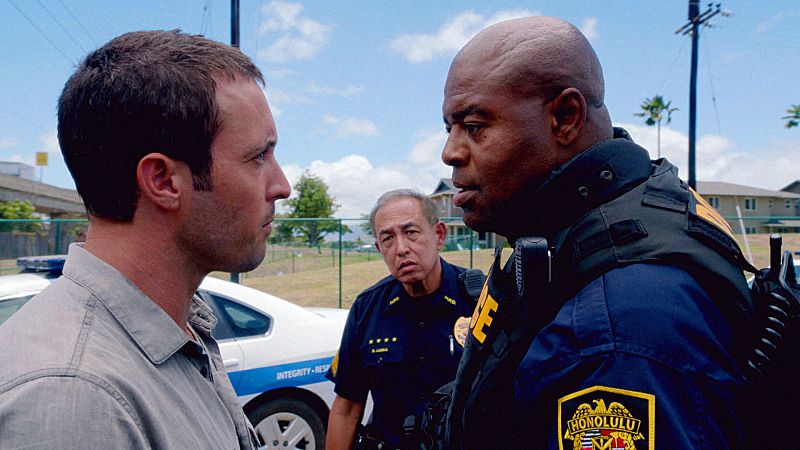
[
  {"left": 698, "top": 181, "right": 800, "bottom": 234},
  {"left": 431, "top": 178, "right": 800, "bottom": 243},
  {"left": 429, "top": 179, "right": 505, "bottom": 249}
]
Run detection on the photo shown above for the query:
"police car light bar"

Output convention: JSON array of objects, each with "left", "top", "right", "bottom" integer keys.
[{"left": 17, "top": 255, "right": 68, "bottom": 271}]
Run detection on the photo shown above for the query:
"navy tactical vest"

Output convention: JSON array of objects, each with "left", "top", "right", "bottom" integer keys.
[{"left": 445, "top": 138, "right": 757, "bottom": 450}]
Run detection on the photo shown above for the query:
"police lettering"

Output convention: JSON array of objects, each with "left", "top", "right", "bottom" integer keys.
[
  {"left": 470, "top": 291, "right": 498, "bottom": 344},
  {"left": 567, "top": 415, "right": 641, "bottom": 435}
]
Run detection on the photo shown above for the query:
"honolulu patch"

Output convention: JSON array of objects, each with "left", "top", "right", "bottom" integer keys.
[{"left": 558, "top": 386, "right": 654, "bottom": 450}]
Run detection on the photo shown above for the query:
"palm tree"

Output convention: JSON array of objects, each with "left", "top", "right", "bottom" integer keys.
[
  {"left": 634, "top": 95, "right": 678, "bottom": 159},
  {"left": 783, "top": 104, "right": 800, "bottom": 128}
]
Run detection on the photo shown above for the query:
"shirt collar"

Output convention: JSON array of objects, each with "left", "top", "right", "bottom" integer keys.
[
  {"left": 518, "top": 129, "right": 653, "bottom": 240},
  {"left": 385, "top": 258, "right": 463, "bottom": 312},
  {"left": 62, "top": 244, "right": 207, "bottom": 364}
]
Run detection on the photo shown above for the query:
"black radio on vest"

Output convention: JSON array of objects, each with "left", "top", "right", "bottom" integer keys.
[{"left": 514, "top": 237, "right": 551, "bottom": 298}]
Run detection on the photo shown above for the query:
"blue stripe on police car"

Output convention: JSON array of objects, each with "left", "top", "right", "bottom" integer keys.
[{"left": 233, "top": 357, "right": 334, "bottom": 397}]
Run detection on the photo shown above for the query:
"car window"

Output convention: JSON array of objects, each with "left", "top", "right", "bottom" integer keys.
[
  {"left": 198, "top": 291, "right": 235, "bottom": 341},
  {"left": 200, "top": 291, "right": 272, "bottom": 339},
  {"left": 0, "top": 295, "right": 36, "bottom": 325}
]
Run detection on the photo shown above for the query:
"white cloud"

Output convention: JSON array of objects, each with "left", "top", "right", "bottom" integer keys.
[
  {"left": 263, "top": 68, "right": 293, "bottom": 81},
  {"left": 0, "top": 136, "right": 20, "bottom": 148},
  {"left": 5, "top": 153, "right": 29, "bottom": 164},
  {"left": 41, "top": 128, "right": 60, "bottom": 156},
  {"left": 756, "top": 12, "right": 785, "bottom": 33},
  {"left": 276, "top": 121, "right": 800, "bottom": 230},
  {"left": 279, "top": 156, "right": 432, "bottom": 219},
  {"left": 485, "top": 8, "right": 539, "bottom": 26},
  {"left": 620, "top": 122, "right": 800, "bottom": 191},
  {"left": 580, "top": 17, "right": 599, "bottom": 41},
  {"left": 408, "top": 128, "right": 449, "bottom": 169},
  {"left": 263, "top": 85, "right": 312, "bottom": 117},
  {"left": 1, "top": 130, "right": 60, "bottom": 168},
  {"left": 278, "top": 130, "right": 455, "bottom": 219},
  {"left": 321, "top": 114, "right": 381, "bottom": 138},
  {"left": 306, "top": 81, "right": 364, "bottom": 97},
  {"left": 390, "top": 8, "right": 539, "bottom": 63},
  {"left": 258, "top": 1, "right": 331, "bottom": 63}
]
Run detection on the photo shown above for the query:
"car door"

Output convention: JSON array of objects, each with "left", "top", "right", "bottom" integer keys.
[{"left": 197, "top": 290, "right": 247, "bottom": 390}]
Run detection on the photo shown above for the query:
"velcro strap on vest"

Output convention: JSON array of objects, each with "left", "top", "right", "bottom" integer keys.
[{"left": 574, "top": 219, "right": 648, "bottom": 260}]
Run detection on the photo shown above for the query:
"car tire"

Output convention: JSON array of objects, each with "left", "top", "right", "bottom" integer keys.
[{"left": 248, "top": 397, "right": 326, "bottom": 450}]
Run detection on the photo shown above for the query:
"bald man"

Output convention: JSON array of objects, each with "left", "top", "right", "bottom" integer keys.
[{"left": 442, "top": 17, "right": 755, "bottom": 450}]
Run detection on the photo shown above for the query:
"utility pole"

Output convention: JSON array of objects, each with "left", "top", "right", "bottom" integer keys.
[
  {"left": 675, "top": 2, "right": 728, "bottom": 190},
  {"left": 230, "top": 0, "right": 241, "bottom": 284},
  {"left": 231, "top": 0, "right": 240, "bottom": 49}
]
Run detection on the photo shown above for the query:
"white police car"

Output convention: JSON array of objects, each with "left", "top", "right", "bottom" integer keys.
[{"left": 0, "top": 256, "right": 347, "bottom": 450}]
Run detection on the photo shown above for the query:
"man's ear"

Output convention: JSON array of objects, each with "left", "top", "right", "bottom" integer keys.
[
  {"left": 136, "top": 153, "right": 189, "bottom": 212},
  {"left": 435, "top": 221, "right": 447, "bottom": 251},
  {"left": 549, "top": 87, "right": 586, "bottom": 146}
]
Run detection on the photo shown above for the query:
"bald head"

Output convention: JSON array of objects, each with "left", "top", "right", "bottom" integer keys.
[
  {"left": 441, "top": 17, "right": 614, "bottom": 239},
  {"left": 452, "top": 16, "right": 611, "bottom": 134}
]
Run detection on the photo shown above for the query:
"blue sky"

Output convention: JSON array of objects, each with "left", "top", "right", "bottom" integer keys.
[{"left": 1, "top": 1, "right": 798, "bottom": 219}]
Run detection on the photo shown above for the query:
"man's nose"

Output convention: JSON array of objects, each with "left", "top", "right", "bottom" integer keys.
[
  {"left": 442, "top": 133, "right": 468, "bottom": 167},
  {"left": 395, "top": 235, "right": 411, "bottom": 255},
  {"left": 268, "top": 166, "right": 292, "bottom": 201}
]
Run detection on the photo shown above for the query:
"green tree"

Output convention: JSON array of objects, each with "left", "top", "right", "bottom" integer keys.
[
  {"left": 269, "top": 212, "right": 295, "bottom": 244},
  {"left": 358, "top": 213, "right": 372, "bottom": 237},
  {"left": 0, "top": 200, "right": 42, "bottom": 232},
  {"left": 284, "top": 171, "right": 351, "bottom": 246},
  {"left": 783, "top": 104, "right": 800, "bottom": 128},
  {"left": 634, "top": 95, "right": 678, "bottom": 159}
]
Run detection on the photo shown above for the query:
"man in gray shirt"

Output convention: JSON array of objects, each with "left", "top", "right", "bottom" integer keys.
[{"left": 0, "top": 30, "right": 291, "bottom": 448}]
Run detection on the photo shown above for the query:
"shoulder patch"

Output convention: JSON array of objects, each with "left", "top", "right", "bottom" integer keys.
[
  {"left": 689, "top": 187, "right": 734, "bottom": 239},
  {"left": 558, "top": 386, "right": 654, "bottom": 450},
  {"left": 329, "top": 350, "right": 339, "bottom": 378}
]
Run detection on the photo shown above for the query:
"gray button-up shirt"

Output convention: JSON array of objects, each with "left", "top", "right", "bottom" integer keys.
[{"left": 0, "top": 245, "right": 258, "bottom": 449}]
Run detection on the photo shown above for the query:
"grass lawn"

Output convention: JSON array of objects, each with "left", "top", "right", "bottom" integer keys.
[{"left": 211, "top": 233, "right": 800, "bottom": 309}]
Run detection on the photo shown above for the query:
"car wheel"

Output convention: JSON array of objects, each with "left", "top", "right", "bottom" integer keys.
[{"left": 249, "top": 397, "right": 326, "bottom": 450}]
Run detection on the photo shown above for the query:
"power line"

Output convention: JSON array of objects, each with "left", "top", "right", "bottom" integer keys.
[
  {"left": 656, "top": 36, "right": 689, "bottom": 93},
  {"left": 701, "top": 34, "right": 733, "bottom": 180},
  {"left": 200, "top": 0, "right": 214, "bottom": 36},
  {"left": 7, "top": 0, "right": 74, "bottom": 65},
  {"left": 34, "top": 0, "right": 87, "bottom": 53},
  {"left": 0, "top": 104, "right": 47, "bottom": 132},
  {"left": 702, "top": 36, "right": 723, "bottom": 134},
  {"left": 56, "top": 0, "right": 97, "bottom": 46},
  {"left": 704, "top": 34, "right": 800, "bottom": 51}
]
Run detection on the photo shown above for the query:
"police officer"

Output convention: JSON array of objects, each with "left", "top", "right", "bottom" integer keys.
[
  {"left": 326, "top": 189, "right": 479, "bottom": 450},
  {"left": 441, "top": 17, "right": 755, "bottom": 449}
]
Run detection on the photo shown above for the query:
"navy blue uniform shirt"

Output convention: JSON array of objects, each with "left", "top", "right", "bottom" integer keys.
[
  {"left": 514, "top": 263, "right": 744, "bottom": 449},
  {"left": 327, "top": 258, "right": 475, "bottom": 445}
]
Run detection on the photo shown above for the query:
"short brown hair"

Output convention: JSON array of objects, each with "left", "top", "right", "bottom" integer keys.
[{"left": 58, "top": 30, "right": 264, "bottom": 222}]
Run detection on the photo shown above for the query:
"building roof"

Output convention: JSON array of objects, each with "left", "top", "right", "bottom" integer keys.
[
  {"left": 430, "top": 178, "right": 457, "bottom": 196},
  {"left": 697, "top": 181, "right": 800, "bottom": 199},
  {"left": 0, "top": 172, "right": 85, "bottom": 217},
  {"left": 781, "top": 180, "right": 800, "bottom": 193}
]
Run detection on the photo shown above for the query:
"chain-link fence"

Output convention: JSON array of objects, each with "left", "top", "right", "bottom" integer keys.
[
  {"left": 0, "top": 219, "right": 88, "bottom": 274},
  {"left": 1, "top": 216, "right": 798, "bottom": 308}
]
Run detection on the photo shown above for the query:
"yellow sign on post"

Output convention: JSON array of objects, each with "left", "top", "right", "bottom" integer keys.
[{"left": 35, "top": 152, "right": 48, "bottom": 166}]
